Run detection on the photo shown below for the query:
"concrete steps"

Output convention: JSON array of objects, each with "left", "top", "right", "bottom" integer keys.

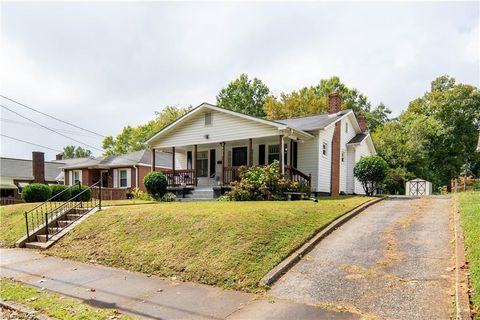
[{"left": 180, "top": 189, "right": 214, "bottom": 201}]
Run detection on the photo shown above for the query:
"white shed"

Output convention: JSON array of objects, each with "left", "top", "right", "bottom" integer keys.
[{"left": 405, "top": 178, "right": 432, "bottom": 196}]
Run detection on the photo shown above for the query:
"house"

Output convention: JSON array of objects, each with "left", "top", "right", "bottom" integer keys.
[
  {"left": 0, "top": 152, "right": 86, "bottom": 200},
  {"left": 61, "top": 149, "right": 173, "bottom": 198},
  {"left": 146, "top": 93, "right": 376, "bottom": 197}
]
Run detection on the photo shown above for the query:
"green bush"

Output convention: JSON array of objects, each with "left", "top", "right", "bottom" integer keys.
[
  {"left": 49, "top": 184, "right": 72, "bottom": 201},
  {"left": 131, "top": 188, "right": 154, "bottom": 201},
  {"left": 354, "top": 155, "right": 389, "bottom": 196},
  {"left": 21, "top": 183, "right": 52, "bottom": 203},
  {"left": 143, "top": 172, "right": 167, "bottom": 199},
  {"left": 161, "top": 192, "right": 177, "bottom": 202},
  {"left": 226, "top": 161, "right": 301, "bottom": 201},
  {"left": 70, "top": 185, "right": 92, "bottom": 201}
]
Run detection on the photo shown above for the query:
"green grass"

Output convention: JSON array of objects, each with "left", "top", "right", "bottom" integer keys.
[
  {"left": 0, "top": 278, "right": 134, "bottom": 319},
  {"left": 459, "top": 191, "right": 480, "bottom": 319},
  {"left": 47, "top": 196, "right": 373, "bottom": 292},
  {"left": 101, "top": 199, "right": 158, "bottom": 206},
  {"left": 0, "top": 203, "right": 38, "bottom": 247}
]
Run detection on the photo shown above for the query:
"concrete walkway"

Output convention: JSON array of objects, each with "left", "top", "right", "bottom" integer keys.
[
  {"left": 0, "top": 249, "right": 357, "bottom": 319},
  {"left": 270, "top": 197, "right": 455, "bottom": 319}
]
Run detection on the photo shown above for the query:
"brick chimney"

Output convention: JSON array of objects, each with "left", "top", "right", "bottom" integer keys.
[
  {"left": 32, "top": 151, "right": 45, "bottom": 183},
  {"left": 357, "top": 116, "right": 367, "bottom": 132},
  {"left": 56, "top": 153, "right": 63, "bottom": 161},
  {"left": 328, "top": 92, "right": 342, "bottom": 114}
]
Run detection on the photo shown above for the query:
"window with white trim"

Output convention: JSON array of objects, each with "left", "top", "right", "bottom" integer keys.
[
  {"left": 119, "top": 169, "right": 128, "bottom": 188},
  {"left": 268, "top": 144, "right": 287, "bottom": 164},
  {"left": 322, "top": 142, "right": 328, "bottom": 156},
  {"left": 73, "top": 170, "right": 82, "bottom": 184},
  {"left": 345, "top": 122, "right": 349, "bottom": 134}
]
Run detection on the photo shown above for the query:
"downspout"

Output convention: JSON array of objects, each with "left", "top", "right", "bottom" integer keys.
[{"left": 133, "top": 165, "right": 139, "bottom": 189}]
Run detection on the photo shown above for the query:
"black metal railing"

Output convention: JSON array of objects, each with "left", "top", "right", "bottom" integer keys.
[{"left": 24, "top": 181, "right": 102, "bottom": 242}]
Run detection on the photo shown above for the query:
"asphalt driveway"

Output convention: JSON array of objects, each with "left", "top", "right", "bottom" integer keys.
[{"left": 270, "top": 197, "right": 454, "bottom": 319}]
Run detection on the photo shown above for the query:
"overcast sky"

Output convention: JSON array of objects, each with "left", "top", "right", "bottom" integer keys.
[{"left": 1, "top": 1, "right": 478, "bottom": 160}]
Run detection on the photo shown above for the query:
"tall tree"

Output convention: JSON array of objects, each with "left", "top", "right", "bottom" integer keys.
[
  {"left": 216, "top": 74, "right": 270, "bottom": 117},
  {"left": 61, "top": 145, "right": 92, "bottom": 159},
  {"left": 263, "top": 76, "right": 391, "bottom": 131},
  {"left": 102, "top": 105, "right": 190, "bottom": 155}
]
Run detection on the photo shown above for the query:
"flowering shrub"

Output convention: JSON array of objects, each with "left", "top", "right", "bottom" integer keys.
[{"left": 226, "top": 161, "right": 301, "bottom": 201}]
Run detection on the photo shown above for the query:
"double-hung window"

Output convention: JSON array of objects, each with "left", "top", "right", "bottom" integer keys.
[{"left": 119, "top": 169, "right": 128, "bottom": 188}]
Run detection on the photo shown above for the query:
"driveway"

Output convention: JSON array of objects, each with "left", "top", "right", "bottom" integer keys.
[{"left": 270, "top": 196, "right": 454, "bottom": 319}]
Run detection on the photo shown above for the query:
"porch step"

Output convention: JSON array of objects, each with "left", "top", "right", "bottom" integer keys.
[
  {"left": 57, "top": 220, "right": 71, "bottom": 228},
  {"left": 66, "top": 213, "right": 83, "bottom": 220}
]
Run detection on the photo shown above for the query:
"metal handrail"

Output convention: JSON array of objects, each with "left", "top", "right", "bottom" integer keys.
[{"left": 24, "top": 181, "right": 102, "bottom": 243}]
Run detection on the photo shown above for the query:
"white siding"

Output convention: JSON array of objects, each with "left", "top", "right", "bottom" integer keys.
[
  {"left": 152, "top": 110, "right": 282, "bottom": 148},
  {"left": 297, "top": 135, "right": 319, "bottom": 191},
  {"left": 339, "top": 117, "right": 357, "bottom": 193},
  {"left": 346, "top": 148, "right": 356, "bottom": 194},
  {"left": 317, "top": 125, "right": 335, "bottom": 193}
]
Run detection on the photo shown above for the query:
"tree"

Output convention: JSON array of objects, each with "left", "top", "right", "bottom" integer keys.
[
  {"left": 61, "top": 145, "right": 92, "bottom": 159},
  {"left": 263, "top": 76, "right": 391, "bottom": 131},
  {"left": 353, "top": 155, "right": 389, "bottom": 196},
  {"left": 216, "top": 74, "right": 270, "bottom": 117},
  {"left": 102, "top": 105, "right": 190, "bottom": 155}
]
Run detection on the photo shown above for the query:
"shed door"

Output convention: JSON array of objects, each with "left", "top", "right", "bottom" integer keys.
[{"left": 409, "top": 180, "right": 426, "bottom": 196}]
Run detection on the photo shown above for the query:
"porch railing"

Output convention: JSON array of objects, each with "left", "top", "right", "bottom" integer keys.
[
  {"left": 286, "top": 166, "right": 312, "bottom": 187},
  {"left": 92, "top": 187, "right": 128, "bottom": 200},
  {"left": 161, "top": 169, "right": 197, "bottom": 186},
  {"left": 223, "top": 166, "right": 249, "bottom": 185}
]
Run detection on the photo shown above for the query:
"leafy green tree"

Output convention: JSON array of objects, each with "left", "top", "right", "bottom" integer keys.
[
  {"left": 216, "top": 74, "right": 270, "bottom": 117},
  {"left": 102, "top": 105, "right": 190, "bottom": 155},
  {"left": 353, "top": 155, "right": 389, "bottom": 196},
  {"left": 264, "top": 76, "right": 391, "bottom": 131},
  {"left": 61, "top": 145, "right": 92, "bottom": 159}
]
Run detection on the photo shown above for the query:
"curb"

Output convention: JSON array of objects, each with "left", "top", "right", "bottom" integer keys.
[
  {"left": 260, "top": 197, "right": 384, "bottom": 286},
  {"left": 452, "top": 197, "right": 473, "bottom": 320},
  {"left": 0, "top": 299, "right": 54, "bottom": 320}
]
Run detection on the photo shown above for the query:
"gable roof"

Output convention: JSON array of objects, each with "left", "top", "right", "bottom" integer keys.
[
  {"left": 146, "top": 103, "right": 315, "bottom": 145},
  {"left": 61, "top": 149, "right": 172, "bottom": 170},
  {"left": 347, "top": 133, "right": 368, "bottom": 145},
  {"left": 277, "top": 110, "right": 353, "bottom": 131}
]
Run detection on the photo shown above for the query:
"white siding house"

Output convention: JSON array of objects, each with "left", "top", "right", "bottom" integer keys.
[{"left": 147, "top": 93, "right": 376, "bottom": 196}]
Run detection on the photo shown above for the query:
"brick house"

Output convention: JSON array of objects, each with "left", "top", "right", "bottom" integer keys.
[{"left": 62, "top": 150, "right": 173, "bottom": 198}]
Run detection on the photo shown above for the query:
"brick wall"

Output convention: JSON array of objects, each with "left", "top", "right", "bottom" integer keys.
[{"left": 330, "top": 122, "right": 341, "bottom": 196}]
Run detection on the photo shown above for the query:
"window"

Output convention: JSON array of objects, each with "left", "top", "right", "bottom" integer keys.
[
  {"left": 345, "top": 122, "right": 349, "bottom": 134},
  {"left": 196, "top": 151, "right": 208, "bottom": 177},
  {"left": 341, "top": 150, "right": 345, "bottom": 162},
  {"left": 119, "top": 169, "right": 128, "bottom": 187},
  {"left": 258, "top": 144, "right": 266, "bottom": 166},
  {"left": 322, "top": 142, "right": 328, "bottom": 156},
  {"left": 73, "top": 170, "right": 82, "bottom": 184},
  {"left": 268, "top": 144, "right": 287, "bottom": 164},
  {"left": 204, "top": 112, "right": 212, "bottom": 126}
]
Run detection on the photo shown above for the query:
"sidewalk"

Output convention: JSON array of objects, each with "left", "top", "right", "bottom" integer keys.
[{"left": 0, "top": 248, "right": 356, "bottom": 320}]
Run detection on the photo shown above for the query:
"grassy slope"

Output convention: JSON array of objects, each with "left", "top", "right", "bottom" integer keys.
[
  {"left": 0, "top": 203, "right": 37, "bottom": 247},
  {"left": 0, "top": 278, "right": 133, "bottom": 319},
  {"left": 459, "top": 191, "right": 480, "bottom": 319},
  {"left": 47, "top": 196, "right": 372, "bottom": 291}
]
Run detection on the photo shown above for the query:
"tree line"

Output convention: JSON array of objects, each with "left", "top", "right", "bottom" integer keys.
[{"left": 67, "top": 74, "right": 479, "bottom": 193}]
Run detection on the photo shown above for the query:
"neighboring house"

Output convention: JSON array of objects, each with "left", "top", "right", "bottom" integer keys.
[
  {"left": 61, "top": 149, "right": 173, "bottom": 194},
  {"left": 0, "top": 152, "right": 87, "bottom": 200},
  {"left": 147, "top": 93, "right": 376, "bottom": 196}
]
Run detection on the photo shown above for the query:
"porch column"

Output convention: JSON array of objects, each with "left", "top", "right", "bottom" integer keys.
[
  {"left": 221, "top": 142, "right": 225, "bottom": 185},
  {"left": 289, "top": 139, "right": 294, "bottom": 179},
  {"left": 279, "top": 135, "right": 284, "bottom": 175},
  {"left": 193, "top": 144, "right": 198, "bottom": 186},
  {"left": 248, "top": 138, "right": 253, "bottom": 167},
  {"left": 151, "top": 148, "right": 156, "bottom": 172},
  {"left": 172, "top": 147, "right": 176, "bottom": 186}
]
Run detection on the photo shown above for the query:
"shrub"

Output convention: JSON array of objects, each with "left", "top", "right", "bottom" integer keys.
[
  {"left": 161, "top": 192, "right": 177, "bottom": 202},
  {"left": 143, "top": 172, "right": 168, "bottom": 199},
  {"left": 226, "top": 161, "right": 302, "bottom": 201},
  {"left": 50, "top": 184, "right": 72, "bottom": 201},
  {"left": 21, "top": 183, "right": 52, "bottom": 202},
  {"left": 131, "top": 188, "right": 153, "bottom": 201},
  {"left": 354, "top": 155, "right": 389, "bottom": 196},
  {"left": 216, "top": 195, "right": 231, "bottom": 201},
  {"left": 70, "top": 185, "right": 92, "bottom": 201}
]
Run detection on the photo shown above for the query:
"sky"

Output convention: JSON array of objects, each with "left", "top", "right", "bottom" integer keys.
[{"left": 1, "top": 1, "right": 479, "bottom": 160}]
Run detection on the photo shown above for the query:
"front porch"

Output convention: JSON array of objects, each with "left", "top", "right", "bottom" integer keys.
[{"left": 151, "top": 135, "right": 312, "bottom": 192}]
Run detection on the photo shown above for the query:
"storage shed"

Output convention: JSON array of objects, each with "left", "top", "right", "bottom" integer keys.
[{"left": 405, "top": 178, "right": 432, "bottom": 196}]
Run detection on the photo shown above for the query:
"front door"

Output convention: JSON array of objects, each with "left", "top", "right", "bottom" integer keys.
[
  {"left": 196, "top": 151, "right": 208, "bottom": 177},
  {"left": 232, "top": 147, "right": 248, "bottom": 166},
  {"left": 101, "top": 171, "right": 109, "bottom": 187}
]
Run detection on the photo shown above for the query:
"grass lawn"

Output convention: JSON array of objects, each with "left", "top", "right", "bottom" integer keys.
[
  {"left": 101, "top": 199, "right": 158, "bottom": 206},
  {"left": 458, "top": 191, "right": 480, "bottom": 319},
  {"left": 0, "top": 203, "right": 38, "bottom": 248},
  {"left": 0, "top": 278, "right": 133, "bottom": 319},
  {"left": 46, "top": 196, "right": 373, "bottom": 292}
]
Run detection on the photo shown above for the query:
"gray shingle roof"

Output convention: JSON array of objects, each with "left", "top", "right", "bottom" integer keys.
[
  {"left": 0, "top": 157, "right": 80, "bottom": 181},
  {"left": 277, "top": 110, "right": 352, "bottom": 132},
  {"left": 61, "top": 150, "right": 172, "bottom": 169},
  {"left": 347, "top": 133, "right": 368, "bottom": 144}
]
